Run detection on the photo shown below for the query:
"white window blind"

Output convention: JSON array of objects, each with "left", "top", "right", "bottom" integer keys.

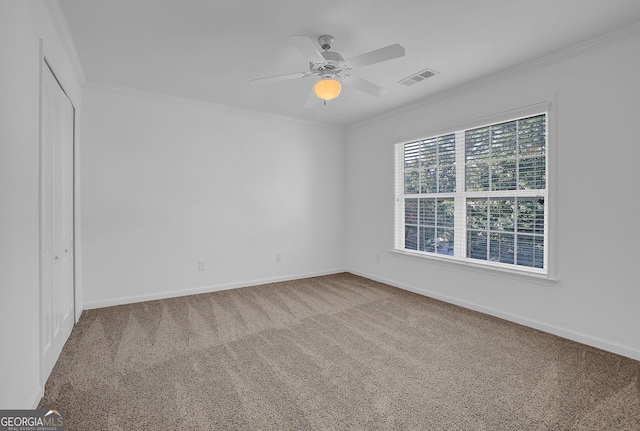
[{"left": 395, "top": 112, "right": 548, "bottom": 274}]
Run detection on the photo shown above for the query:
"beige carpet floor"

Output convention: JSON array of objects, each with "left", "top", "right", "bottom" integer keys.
[{"left": 39, "top": 273, "right": 640, "bottom": 430}]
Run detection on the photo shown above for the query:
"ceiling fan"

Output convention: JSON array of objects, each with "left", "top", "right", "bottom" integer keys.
[{"left": 251, "top": 35, "right": 405, "bottom": 104}]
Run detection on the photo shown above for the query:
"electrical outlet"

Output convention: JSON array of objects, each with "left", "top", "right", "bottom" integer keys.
[
  {"left": 375, "top": 253, "right": 380, "bottom": 262},
  {"left": 198, "top": 260, "right": 205, "bottom": 271},
  {"left": 276, "top": 254, "right": 281, "bottom": 263}
]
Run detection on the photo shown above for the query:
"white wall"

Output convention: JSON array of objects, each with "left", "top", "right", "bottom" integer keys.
[
  {"left": 346, "top": 28, "right": 640, "bottom": 360},
  {"left": 0, "top": 1, "right": 82, "bottom": 408},
  {"left": 81, "top": 87, "right": 346, "bottom": 307},
  {"left": 2, "top": 2, "right": 636, "bottom": 411}
]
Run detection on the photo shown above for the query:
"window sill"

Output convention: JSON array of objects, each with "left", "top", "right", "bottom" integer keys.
[{"left": 389, "top": 249, "right": 557, "bottom": 287}]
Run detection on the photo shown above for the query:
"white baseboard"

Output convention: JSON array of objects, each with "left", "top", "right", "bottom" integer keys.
[
  {"left": 349, "top": 269, "right": 640, "bottom": 362},
  {"left": 81, "top": 267, "right": 640, "bottom": 362},
  {"left": 27, "top": 385, "right": 44, "bottom": 409},
  {"left": 83, "top": 268, "right": 347, "bottom": 310}
]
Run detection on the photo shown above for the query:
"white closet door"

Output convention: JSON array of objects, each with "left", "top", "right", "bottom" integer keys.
[{"left": 41, "top": 61, "right": 74, "bottom": 383}]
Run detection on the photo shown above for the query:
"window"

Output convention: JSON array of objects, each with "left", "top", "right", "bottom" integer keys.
[{"left": 394, "top": 112, "right": 548, "bottom": 274}]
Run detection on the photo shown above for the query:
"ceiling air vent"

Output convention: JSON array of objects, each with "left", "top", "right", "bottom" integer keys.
[{"left": 397, "top": 68, "right": 438, "bottom": 87}]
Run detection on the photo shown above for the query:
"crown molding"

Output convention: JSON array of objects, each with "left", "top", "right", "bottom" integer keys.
[
  {"left": 43, "top": 0, "right": 86, "bottom": 85},
  {"left": 351, "top": 20, "right": 640, "bottom": 130},
  {"left": 83, "top": 82, "right": 346, "bottom": 132}
]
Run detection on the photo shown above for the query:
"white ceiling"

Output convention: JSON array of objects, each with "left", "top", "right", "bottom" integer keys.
[{"left": 58, "top": 0, "right": 640, "bottom": 126}]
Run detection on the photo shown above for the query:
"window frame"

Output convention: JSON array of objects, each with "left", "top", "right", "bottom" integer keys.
[{"left": 393, "top": 100, "right": 556, "bottom": 282}]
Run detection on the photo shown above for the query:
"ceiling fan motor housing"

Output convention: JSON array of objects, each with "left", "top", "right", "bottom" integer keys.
[
  {"left": 312, "top": 48, "right": 347, "bottom": 78},
  {"left": 321, "top": 51, "right": 345, "bottom": 70},
  {"left": 318, "top": 67, "right": 343, "bottom": 82},
  {"left": 318, "top": 34, "right": 335, "bottom": 50}
]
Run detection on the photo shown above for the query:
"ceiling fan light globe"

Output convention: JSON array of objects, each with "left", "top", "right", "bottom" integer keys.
[{"left": 314, "top": 78, "right": 341, "bottom": 101}]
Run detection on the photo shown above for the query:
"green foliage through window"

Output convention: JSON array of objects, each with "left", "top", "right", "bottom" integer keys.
[
  {"left": 466, "top": 198, "right": 544, "bottom": 268},
  {"left": 404, "top": 134, "right": 456, "bottom": 194},
  {"left": 465, "top": 115, "right": 546, "bottom": 192},
  {"left": 404, "top": 198, "right": 454, "bottom": 255},
  {"left": 396, "top": 112, "right": 548, "bottom": 273}
]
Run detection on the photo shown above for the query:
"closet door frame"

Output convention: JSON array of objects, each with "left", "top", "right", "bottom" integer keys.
[{"left": 39, "top": 41, "right": 78, "bottom": 389}]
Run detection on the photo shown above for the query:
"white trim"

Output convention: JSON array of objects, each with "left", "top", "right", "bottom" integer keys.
[
  {"left": 37, "top": 38, "right": 45, "bottom": 410},
  {"left": 545, "top": 98, "right": 558, "bottom": 280},
  {"left": 28, "top": 385, "right": 44, "bottom": 409},
  {"left": 43, "top": 0, "right": 86, "bottom": 85},
  {"left": 39, "top": 3, "right": 85, "bottom": 324},
  {"left": 37, "top": 40, "right": 55, "bottom": 405},
  {"left": 389, "top": 249, "right": 555, "bottom": 286},
  {"left": 394, "top": 104, "right": 553, "bottom": 277},
  {"left": 83, "top": 82, "right": 346, "bottom": 132},
  {"left": 83, "top": 268, "right": 347, "bottom": 310},
  {"left": 348, "top": 269, "right": 640, "bottom": 362},
  {"left": 73, "top": 107, "right": 83, "bottom": 324},
  {"left": 39, "top": 41, "right": 80, "bottom": 393},
  {"left": 39, "top": 41, "right": 80, "bottom": 109},
  {"left": 351, "top": 21, "right": 640, "bottom": 130}
]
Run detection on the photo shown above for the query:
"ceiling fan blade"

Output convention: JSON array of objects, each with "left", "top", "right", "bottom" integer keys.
[
  {"left": 303, "top": 86, "right": 319, "bottom": 109},
  {"left": 250, "top": 71, "right": 307, "bottom": 83},
  {"left": 344, "top": 75, "right": 387, "bottom": 97},
  {"left": 346, "top": 43, "right": 405, "bottom": 68},
  {"left": 287, "top": 36, "right": 326, "bottom": 64}
]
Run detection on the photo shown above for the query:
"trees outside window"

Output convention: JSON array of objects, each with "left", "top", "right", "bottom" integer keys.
[{"left": 395, "top": 113, "right": 548, "bottom": 273}]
